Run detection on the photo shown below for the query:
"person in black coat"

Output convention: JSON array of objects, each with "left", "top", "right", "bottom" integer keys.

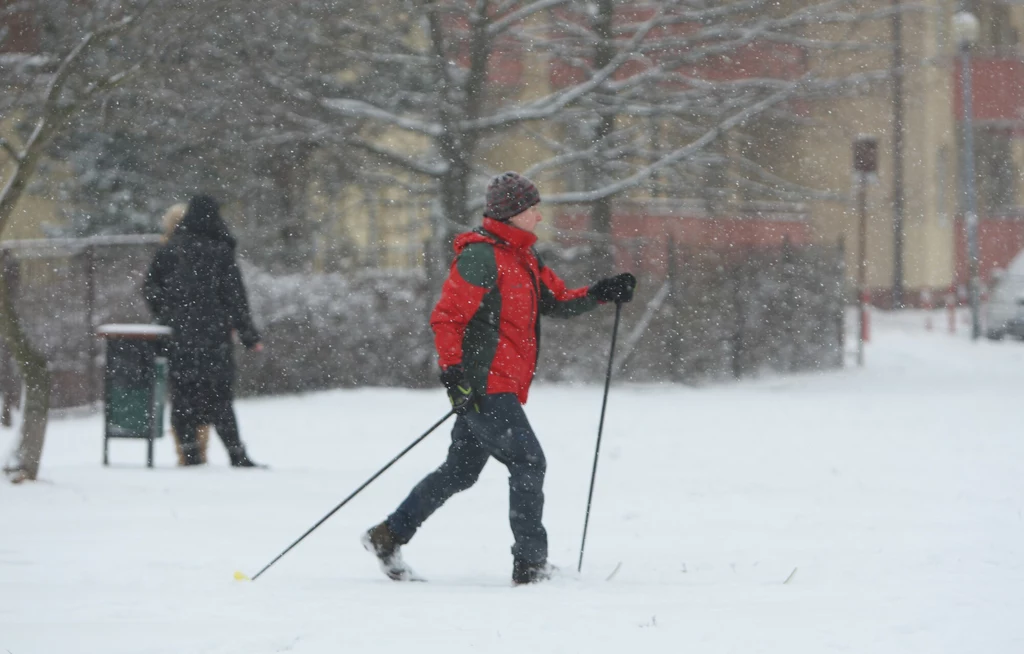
[{"left": 143, "top": 195, "right": 264, "bottom": 467}]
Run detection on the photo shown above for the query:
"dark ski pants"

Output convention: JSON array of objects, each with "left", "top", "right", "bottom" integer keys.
[{"left": 386, "top": 392, "right": 548, "bottom": 564}]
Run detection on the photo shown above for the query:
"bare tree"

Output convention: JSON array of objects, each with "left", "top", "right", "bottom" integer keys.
[
  {"left": 284, "top": 0, "right": 900, "bottom": 281},
  {"left": 50, "top": 0, "right": 375, "bottom": 273},
  {"left": 33, "top": 0, "right": 904, "bottom": 283},
  {"left": 0, "top": 3, "right": 146, "bottom": 483},
  {"left": 268, "top": 0, "right": 588, "bottom": 285},
  {"left": 531, "top": 0, "right": 899, "bottom": 274}
]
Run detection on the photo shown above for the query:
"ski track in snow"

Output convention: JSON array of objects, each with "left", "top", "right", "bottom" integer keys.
[{"left": 2, "top": 310, "right": 1023, "bottom": 653}]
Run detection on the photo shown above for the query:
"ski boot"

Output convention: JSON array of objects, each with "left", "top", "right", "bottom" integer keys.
[
  {"left": 512, "top": 559, "right": 556, "bottom": 586},
  {"left": 362, "top": 522, "right": 421, "bottom": 581}
]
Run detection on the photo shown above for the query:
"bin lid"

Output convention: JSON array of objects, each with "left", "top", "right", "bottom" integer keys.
[{"left": 96, "top": 324, "right": 173, "bottom": 340}]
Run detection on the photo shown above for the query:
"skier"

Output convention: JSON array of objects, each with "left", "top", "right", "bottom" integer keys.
[{"left": 363, "top": 171, "right": 636, "bottom": 585}]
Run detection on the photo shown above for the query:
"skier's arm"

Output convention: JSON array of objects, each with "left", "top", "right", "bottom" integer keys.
[
  {"left": 538, "top": 264, "right": 598, "bottom": 319},
  {"left": 430, "top": 244, "right": 497, "bottom": 368}
]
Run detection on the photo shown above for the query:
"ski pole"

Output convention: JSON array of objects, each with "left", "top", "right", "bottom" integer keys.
[
  {"left": 578, "top": 301, "right": 623, "bottom": 573},
  {"left": 237, "top": 408, "right": 456, "bottom": 582}
]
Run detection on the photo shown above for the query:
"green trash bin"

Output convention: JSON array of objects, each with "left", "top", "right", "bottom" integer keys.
[{"left": 96, "top": 324, "right": 172, "bottom": 468}]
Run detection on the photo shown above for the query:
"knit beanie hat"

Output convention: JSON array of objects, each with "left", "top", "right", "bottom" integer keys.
[{"left": 484, "top": 172, "right": 540, "bottom": 222}]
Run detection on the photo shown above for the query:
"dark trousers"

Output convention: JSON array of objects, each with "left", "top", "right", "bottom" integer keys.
[
  {"left": 170, "top": 378, "right": 245, "bottom": 463},
  {"left": 386, "top": 393, "right": 548, "bottom": 565}
]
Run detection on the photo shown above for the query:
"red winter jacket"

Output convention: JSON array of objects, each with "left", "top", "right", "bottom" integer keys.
[{"left": 430, "top": 218, "right": 598, "bottom": 404}]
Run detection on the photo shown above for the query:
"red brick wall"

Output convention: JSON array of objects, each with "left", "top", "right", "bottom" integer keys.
[
  {"left": 954, "top": 214, "right": 1024, "bottom": 284},
  {"left": 548, "top": 7, "right": 807, "bottom": 92},
  {"left": 555, "top": 209, "right": 812, "bottom": 277},
  {"left": 953, "top": 57, "right": 1024, "bottom": 123}
]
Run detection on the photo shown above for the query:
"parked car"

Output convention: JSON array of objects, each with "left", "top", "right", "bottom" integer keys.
[{"left": 985, "top": 248, "right": 1024, "bottom": 340}]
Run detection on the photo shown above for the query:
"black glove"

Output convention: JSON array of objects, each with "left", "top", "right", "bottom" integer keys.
[
  {"left": 589, "top": 272, "right": 637, "bottom": 303},
  {"left": 439, "top": 364, "right": 478, "bottom": 415}
]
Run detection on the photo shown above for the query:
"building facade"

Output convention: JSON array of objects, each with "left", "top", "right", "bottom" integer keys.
[
  {"left": 802, "top": 0, "right": 1024, "bottom": 305},
  {"left": 6, "top": 0, "right": 1024, "bottom": 304}
]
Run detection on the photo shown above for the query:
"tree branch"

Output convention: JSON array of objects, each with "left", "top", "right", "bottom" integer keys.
[
  {"left": 488, "top": 0, "right": 572, "bottom": 36},
  {"left": 347, "top": 136, "right": 448, "bottom": 177},
  {"left": 543, "top": 75, "right": 811, "bottom": 205},
  {"left": 0, "top": 139, "right": 22, "bottom": 163},
  {"left": 320, "top": 98, "right": 444, "bottom": 137},
  {"left": 81, "top": 64, "right": 140, "bottom": 99},
  {"left": 0, "top": 9, "right": 144, "bottom": 235},
  {"left": 463, "top": 0, "right": 678, "bottom": 131}
]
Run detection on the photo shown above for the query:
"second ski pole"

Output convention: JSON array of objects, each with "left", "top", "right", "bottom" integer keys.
[{"left": 238, "top": 408, "right": 455, "bottom": 582}]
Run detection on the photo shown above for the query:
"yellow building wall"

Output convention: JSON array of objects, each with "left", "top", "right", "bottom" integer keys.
[
  {"left": 800, "top": 0, "right": 958, "bottom": 294},
  {"left": 901, "top": 2, "right": 956, "bottom": 292}
]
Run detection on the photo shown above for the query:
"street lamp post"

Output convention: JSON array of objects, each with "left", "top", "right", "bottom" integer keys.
[
  {"left": 891, "top": 0, "right": 906, "bottom": 309},
  {"left": 854, "top": 136, "right": 879, "bottom": 367},
  {"left": 953, "top": 10, "right": 982, "bottom": 340}
]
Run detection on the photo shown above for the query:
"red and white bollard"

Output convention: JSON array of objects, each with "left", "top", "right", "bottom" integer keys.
[
  {"left": 922, "top": 289, "right": 934, "bottom": 331},
  {"left": 857, "top": 290, "right": 870, "bottom": 366},
  {"left": 860, "top": 292, "right": 871, "bottom": 344},
  {"left": 946, "top": 291, "right": 957, "bottom": 334}
]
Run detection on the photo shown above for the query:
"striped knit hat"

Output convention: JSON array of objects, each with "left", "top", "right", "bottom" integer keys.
[{"left": 484, "top": 172, "right": 540, "bottom": 222}]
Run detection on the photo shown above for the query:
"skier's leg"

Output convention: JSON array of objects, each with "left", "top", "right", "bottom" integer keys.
[
  {"left": 506, "top": 430, "right": 547, "bottom": 565},
  {"left": 385, "top": 416, "right": 490, "bottom": 544},
  {"left": 464, "top": 394, "right": 547, "bottom": 566}
]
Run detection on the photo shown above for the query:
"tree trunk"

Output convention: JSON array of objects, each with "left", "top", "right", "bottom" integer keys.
[
  {"left": 5, "top": 355, "right": 50, "bottom": 483},
  {"left": 426, "top": 199, "right": 451, "bottom": 291},
  {"left": 587, "top": 0, "right": 617, "bottom": 278},
  {"left": 589, "top": 138, "right": 616, "bottom": 277},
  {"left": 0, "top": 269, "right": 50, "bottom": 483},
  {"left": 0, "top": 13, "right": 141, "bottom": 483},
  {"left": 271, "top": 144, "right": 314, "bottom": 273},
  {"left": 422, "top": 1, "right": 486, "bottom": 289},
  {"left": 0, "top": 126, "right": 56, "bottom": 484}
]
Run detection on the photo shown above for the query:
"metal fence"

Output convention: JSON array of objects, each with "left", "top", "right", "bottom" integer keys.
[
  {"left": 534, "top": 238, "right": 846, "bottom": 384},
  {"left": 0, "top": 234, "right": 845, "bottom": 411},
  {"left": 0, "top": 235, "right": 162, "bottom": 409}
]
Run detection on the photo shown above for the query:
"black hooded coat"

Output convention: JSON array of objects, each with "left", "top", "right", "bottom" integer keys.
[{"left": 143, "top": 196, "right": 260, "bottom": 399}]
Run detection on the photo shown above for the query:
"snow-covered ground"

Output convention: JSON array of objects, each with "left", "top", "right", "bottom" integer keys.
[{"left": 2, "top": 310, "right": 1023, "bottom": 653}]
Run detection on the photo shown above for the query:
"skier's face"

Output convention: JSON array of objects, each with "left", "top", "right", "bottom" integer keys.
[{"left": 509, "top": 205, "right": 542, "bottom": 233}]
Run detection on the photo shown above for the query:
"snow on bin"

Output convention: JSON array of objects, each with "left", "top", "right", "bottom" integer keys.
[{"left": 96, "top": 324, "right": 172, "bottom": 468}]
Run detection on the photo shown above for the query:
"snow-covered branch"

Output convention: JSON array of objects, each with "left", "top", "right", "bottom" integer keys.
[
  {"left": 1, "top": 10, "right": 143, "bottom": 231},
  {"left": 347, "top": 135, "right": 449, "bottom": 178},
  {"left": 321, "top": 99, "right": 444, "bottom": 137},
  {"left": 0, "top": 138, "right": 21, "bottom": 163},
  {"left": 730, "top": 156, "right": 847, "bottom": 203},
  {"left": 487, "top": 0, "right": 572, "bottom": 36},
  {"left": 543, "top": 75, "right": 810, "bottom": 205},
  {"left": 23, "top": 0, "right": 919, "bottom": 279},
  {"left": 463, "top": 1, "right": 676, "bottom": 131}
]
